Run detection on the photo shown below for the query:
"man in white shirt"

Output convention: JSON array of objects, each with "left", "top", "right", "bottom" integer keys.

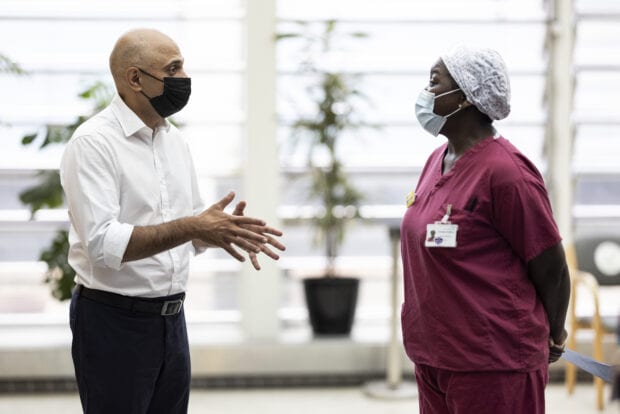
[{"left": 61, "top": 28, "right": 284, "bottom": 414}]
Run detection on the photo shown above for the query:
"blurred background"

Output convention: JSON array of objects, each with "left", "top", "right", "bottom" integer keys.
[{"left": 0, "top": 0, "right": 619, "bottom": 412}]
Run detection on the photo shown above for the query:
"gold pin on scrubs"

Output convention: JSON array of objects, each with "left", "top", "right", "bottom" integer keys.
[{"left": 406, "top": 190, "right": 416, "bottom": 207}]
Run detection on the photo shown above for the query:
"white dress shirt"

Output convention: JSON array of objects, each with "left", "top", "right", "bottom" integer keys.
[{"left": 60, "top": 95, "right": 205, "bottom": 297}]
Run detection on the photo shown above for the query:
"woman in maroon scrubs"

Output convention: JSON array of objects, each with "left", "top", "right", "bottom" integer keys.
[{"left": 400, "top": 45, "right": 570, "bottom": 413}]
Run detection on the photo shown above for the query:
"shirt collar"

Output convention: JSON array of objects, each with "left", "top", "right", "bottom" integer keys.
[{"left": 110, "top": 94, "right": 171, "bottom": 138}]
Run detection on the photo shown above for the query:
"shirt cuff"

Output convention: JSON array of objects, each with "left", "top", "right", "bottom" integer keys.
[{"left": 102, "top": 222, "right": 134, "bottom": 270}]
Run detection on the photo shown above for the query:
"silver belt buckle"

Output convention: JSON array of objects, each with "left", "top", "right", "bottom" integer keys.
[{"left": 161, "top": 299, "right": 184, "bottom": 316}]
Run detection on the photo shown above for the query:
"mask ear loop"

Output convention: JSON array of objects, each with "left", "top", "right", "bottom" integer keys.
[
  {"left": 445, "top": 102, "right": 465, "bottom": 118},
  {"left": 138, "top": 68, "right": 164, "bottom": 83},
  {"left": 140, "top": 90, "right": 154, "bottom": 100},
  {"left": 434, "top": 88, "right": 465, "bottom": 118},
  {"left": 435, "top": 88, "right": 461, "bottom": 98}
]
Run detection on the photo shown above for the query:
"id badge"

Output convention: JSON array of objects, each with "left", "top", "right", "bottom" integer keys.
[{"left": 425, "top": 222, "right": 458, "bottom": 248}]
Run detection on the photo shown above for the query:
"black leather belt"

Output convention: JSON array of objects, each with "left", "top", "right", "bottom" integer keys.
[{"left": 76, "top": 285, "right": 185, "bottom": 316}]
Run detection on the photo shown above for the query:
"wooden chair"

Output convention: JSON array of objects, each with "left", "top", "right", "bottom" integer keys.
[{"left": 565, "top": 237, "right": 620, "bottom": 411}]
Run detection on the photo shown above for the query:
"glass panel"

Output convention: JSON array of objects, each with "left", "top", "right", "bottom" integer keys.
[
  {"left": 576, "top": 22, "right": 620, "bottom": 67},
  {"left": 278, "top": 0, "right": 545, "bottom": 21},
  {"left": 278, "top": 74, "right": 545, "bottom": 125},
  {"left": 0, "top": 20, "right": 244, "bottom": 73},
  {"left": 574, "top": 126, "right": 620, "bottom": 173},
  {"left": 277, "top": 22, "right": 545, "bottom": 73},
  {"left": 574, "top": 71, "right": 620, "bottom": 119}
]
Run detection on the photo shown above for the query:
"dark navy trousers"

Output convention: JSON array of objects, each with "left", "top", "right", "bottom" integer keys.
[{"left": 69, "top": 289, "right": 191, "bottom": 414}]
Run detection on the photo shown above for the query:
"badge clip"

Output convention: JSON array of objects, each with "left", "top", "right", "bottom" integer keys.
[{"left": 440, "top": 204, "right": 452, "bottom": 224}]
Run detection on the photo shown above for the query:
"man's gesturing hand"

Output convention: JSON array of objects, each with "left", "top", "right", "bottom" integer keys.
[
  {"left": 193, "top": 192, "right": 270, "bottom": 262},
  {"left": 232, "top": 200, "right": 285, "bottom": 270}
]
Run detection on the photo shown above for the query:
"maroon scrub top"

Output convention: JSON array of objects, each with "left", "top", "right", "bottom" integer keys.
[{"left": 400, "top": 135, "right": 562, "bottom": 372}]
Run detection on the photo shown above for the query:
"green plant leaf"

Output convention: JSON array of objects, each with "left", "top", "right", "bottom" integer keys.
[
  {"left": 41, "top": 230, "right": 75, "bottom": 301},
  {"left": 325, "top": 20, "right": 336, "bottom": 34},
  {"left": 275, "top": 33, "right": 302, "bottom": 40},
  {"left": 0, "top": 54, "right": 25, "bottom": 74},
  {"left": 21, "top": 133, "right": 38, "bottom": 145},
  {"left": 18, "top": 171, "right": 63, "bottom": 215}
]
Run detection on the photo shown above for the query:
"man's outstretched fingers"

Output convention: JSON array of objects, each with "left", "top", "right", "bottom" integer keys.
[
  {"left": 263, "top": 226, "right": 283, "bottom": 237},
  {"left": 212, "top": 191, "right": 235, "bottom": 210},
  {"left": 225, "top": 235, "right": 261, "bottom": 254},
  {"left": 247, "top": 232, "right": 285, "bottom": 252},
  {"left": 228, "top": 200, "right": 284, "bottom": 268},
  {"left": 259, "top": 244, "right": 280, "bottom": 260},
  {"left": 249, "top": 253, "right": 260, "bottom": 270},
  {"left": 241, "top": 223, "right": 283, "bottom": 237},
  {"left": 233, "top": 227, "right": 268, "bottom": 244},
  {"left": 222, "top": 243, "right": 245, "bottom": 262},
  {"left": 233, "top": 201, "right": 246, "bottom": 216},
  {"left": 232, "top": 215, "right": 266, "bottom": 227},
  {"left": 265, "top": 234, "right": 285, "bottom": 251}
]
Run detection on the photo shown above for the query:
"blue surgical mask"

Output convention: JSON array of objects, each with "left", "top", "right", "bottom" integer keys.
[{"left": 415, "top": 88, "right": 463, "bottom": 136}]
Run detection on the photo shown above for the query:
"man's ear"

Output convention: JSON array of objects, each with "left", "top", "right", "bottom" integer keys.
[{"left": 126, "top": 67, "right": 142, "bottom": 92}]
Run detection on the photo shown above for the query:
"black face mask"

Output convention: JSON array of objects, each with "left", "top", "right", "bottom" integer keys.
[{"left": 138, "top": 68, "right": 191, "bottom": 118}]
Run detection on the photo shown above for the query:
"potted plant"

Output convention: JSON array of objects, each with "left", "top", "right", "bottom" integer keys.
[{"left": 279, "top": 21, "right": 367, "bottom": 335}]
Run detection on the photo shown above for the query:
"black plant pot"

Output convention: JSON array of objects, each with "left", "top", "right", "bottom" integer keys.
[{"left": 303, "top": 277, "right": 360, "bottom": 336}]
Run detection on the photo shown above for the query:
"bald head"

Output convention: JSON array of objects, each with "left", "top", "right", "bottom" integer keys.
[{"left": 109, "top": 29, "right": 180, "bottom": 90}]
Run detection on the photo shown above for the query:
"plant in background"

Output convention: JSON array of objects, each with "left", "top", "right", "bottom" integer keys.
[
  {"left": 0, "top": 54, "right": 24, "bottom": 75},
  {"left": 20, "top": 82, "right": 113, "bottom": 300},
  {"left": 279, "top": 21, "right": 368, "bottom": 277}
]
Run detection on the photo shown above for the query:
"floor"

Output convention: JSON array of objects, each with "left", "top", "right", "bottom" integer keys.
[{"left": 0, "top": 383, "right": 617, "bottom": 414}]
